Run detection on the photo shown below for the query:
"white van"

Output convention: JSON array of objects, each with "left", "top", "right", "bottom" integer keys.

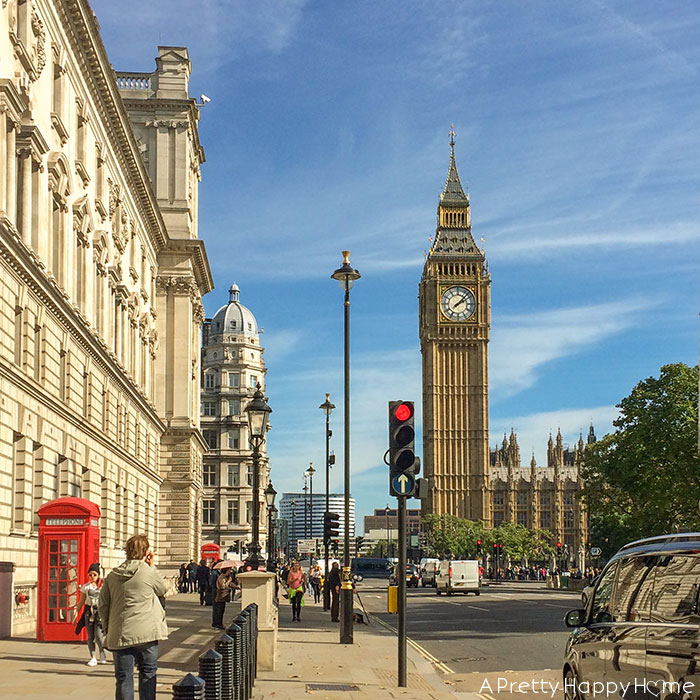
[
  {"left": 419, "top": 558, "right": 440, "bottom": 587},
  {"left": 436, "top": 560, "right": 481, "bottom": 595}
]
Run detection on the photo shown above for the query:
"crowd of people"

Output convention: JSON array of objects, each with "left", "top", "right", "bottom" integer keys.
[{"left": 486, "top": 565, "right": 601, "bottom": 582}]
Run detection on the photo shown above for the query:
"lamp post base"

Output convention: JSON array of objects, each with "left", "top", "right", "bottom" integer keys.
[
  {"left": 339, "top": 587, "right": 353, "bottom": 644},
  {"left": 243, "top": 552, "right": 264, "bottom": 572}
]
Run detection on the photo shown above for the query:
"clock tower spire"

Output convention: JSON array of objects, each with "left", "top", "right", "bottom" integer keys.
[{"left": 419, "top": 128, "right": 491, "bottom": 520}]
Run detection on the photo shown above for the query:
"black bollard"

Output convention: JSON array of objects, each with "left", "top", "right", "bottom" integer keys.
[
  {"left": 215, "top": 633, "right": 234, "bottom": 700},
  {"left": 173, "top": 673, "right": 206, "bottom": 700},
  {"left": 249, "top": 603, "right": 258, "bottom": 684},
  {"left": 236, "top": 613, "right": 251, "bottom": 699},
  {"left": 227, "top": 622, "right": 243, "bottom": 700},
  {"left": 198, "top": 648, "right": 222, "bottom": 700}
]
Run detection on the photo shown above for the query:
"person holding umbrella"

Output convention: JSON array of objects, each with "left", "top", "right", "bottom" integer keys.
[{"left": 211, "top": 560, "right": 237, "bottom": 629}]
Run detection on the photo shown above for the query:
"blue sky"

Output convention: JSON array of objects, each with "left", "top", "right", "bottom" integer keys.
[{"left": 91, "top": 1, "right": 700, "bottom": 531}]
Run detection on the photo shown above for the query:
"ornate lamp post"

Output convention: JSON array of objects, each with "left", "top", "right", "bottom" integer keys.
[
  {"left": 319, "top": 393, "right": 335, "bottom": 611},
  {"left": 291, "top": 499, "right": 296, "bottom": 558},
  {"left": 302, "top": 476, "right": 309, "bottom": 538},
  {"left": 243, "top": 383, "right": 271, "bottom": 571},
  {"left": 264, "top": 481, "right": 277, "bottom": 571},
  {"left": 306, "top": 463, "right": 315, "bottom": 550},
  {"left": 385, "top": 505, "right": 391, "bottom": 558},
  {"left": 331, "top": 250, "right": 360, "bottom": 645}
]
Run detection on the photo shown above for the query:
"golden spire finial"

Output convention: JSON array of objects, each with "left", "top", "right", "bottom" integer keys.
[
  {"left": 449, "top": 123, "right": 456, "bottom": 147},
  {"left": 342, "top": 250, "right": 350, "bottom": 264}
]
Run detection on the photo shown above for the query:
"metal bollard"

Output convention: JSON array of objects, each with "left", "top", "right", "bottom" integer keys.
[
  {"left": 249, "top": 603, "right": 258, "bottom": 684},
  {"left": 173, "top": 673, "right": 206, "bottom": 700},
  {"left": 227, "top": 622, "right": 243, "bottom": 700},
  {"left": 236, "top": 612, "right": 251, "bottom": 699},
  {"left": 215, "top": 633, "right": 234, "bottom": 700},
  {"left": 198, "top": 648, "right": 222, "bottom": 700}
]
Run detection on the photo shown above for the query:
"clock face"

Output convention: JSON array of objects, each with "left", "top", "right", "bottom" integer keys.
[{"left": 440, "top": 286, "right": 476, "bottom": 321}]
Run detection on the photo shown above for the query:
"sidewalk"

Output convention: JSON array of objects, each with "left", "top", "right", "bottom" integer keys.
[
  {"left": 0, "top": 592, "right": 237, "bottom": 699},
  {"left": 254, "top": 594, "right": 477, "bottom": 700}
]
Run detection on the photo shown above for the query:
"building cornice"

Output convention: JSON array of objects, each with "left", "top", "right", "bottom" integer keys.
[{"left": 160, "top": 239, "right": 213, "bottom": 295}]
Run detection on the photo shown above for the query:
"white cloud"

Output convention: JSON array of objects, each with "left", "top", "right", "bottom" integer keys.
[
  {"left": 490, "top": 299, "right": 648, "bottom": 397},
  {"left": 491, "top": 404, "right": 620, "bottom": 467}
]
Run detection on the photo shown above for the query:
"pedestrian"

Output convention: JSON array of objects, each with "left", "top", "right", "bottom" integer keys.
[
  {"left": 187, "top": 559, "right": 198, "bottom": 592},
  {"left": 98, "top": 534, "right": 168, "bottom": 700},
  {"left": 212, "top": 568, "right": 236, "bottom": 629},
  {"left": 325, "top": 561, "right": 341, "bottom": 622},
  {"left": 310, "top": 564, "right": 322, "bottom": 604},
  {"left": 208, "top": 559, "right": 222, "bottom": 608},
  {"left": 178, "top": 564, "right": 188, "bottom": 593},
  {"left": 196, "top": 559, "right": 210, "bottom": 606},
  {"left": 73, "top": 563, "right": 107, "bottom": 666},
  {"left": 287, "top": 561, "right": 306, "bottom": 621}
]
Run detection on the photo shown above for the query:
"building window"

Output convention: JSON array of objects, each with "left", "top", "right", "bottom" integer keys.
[
  {"left": 228, "top": 373, "right": 239, "bottom": 388},
  {"left": 540, "top": 492, "right": 551, "bottom": 506},
  {"left": 203, "top": 463, "right": 217, "bottom": 487},
  {"left": 205, "top": 374, "right": 214, "bottom": 389},
  {"left": 228, "top": 430, "right": 239, "bottom": 449},
  {"left": 203, "top": 430, "right": 218, "bottom": 449},
  {"left": 563, "top": 492, "right": 574, "bottom": 506},
  {"left": 246, "top": 501, "right": 251, "bottom": 523},
  {"left": 539, "top": 511, "right": 551, "bottom": 529},
  {"left": 517, "top": 492, "right": 527, "bottom": 506},
  {"left": 564, "top": 510, "right": 575, "bottom": 528},
  {"left": 249, "top": 374, "right": 258, "bottom": 388},
  {"left": 493, "top": 492, "right": 504, "bottom": 506},
  {"left": 229, "top": 321, "right": 236, "bottom": 330},
  {"left": 203, "top": 499, "right": 217, "bottom": 525},
  {"left": 227, "top": 500, "right": 239, "bottom": 525},
  {"left": 203, "top": 401, "right": 217, "bottom": 417},
  {"left": 228, "top": 399, "right": 240, "bottom": 416},
  {"left": 516, "top": 511, "right": 528, "bottom": 526},
  {"left": 247, "top": 464, "right": 254, "bottom": 486},
  {"left": 227, "top": 464, "right": 239, "bottom": 487},
  {"left": 493, "top": 511, "right": 504, "bottom": 528}
]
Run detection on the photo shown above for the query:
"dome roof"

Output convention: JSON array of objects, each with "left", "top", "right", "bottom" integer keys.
[{"left": 211, "top": 283, "right": 259, "bottom": 338}]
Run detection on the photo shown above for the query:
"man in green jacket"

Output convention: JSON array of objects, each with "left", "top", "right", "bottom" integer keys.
[{"left": 99, "top": 534, "right": 169, "bottom": 700}]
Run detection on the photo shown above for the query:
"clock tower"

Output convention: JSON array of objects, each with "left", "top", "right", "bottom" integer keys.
[{"left": 419, "top": 129, "right": 491, "bottom": 520}]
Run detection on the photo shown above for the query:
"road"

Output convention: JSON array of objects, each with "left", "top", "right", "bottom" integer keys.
[{"left": 355, "top": 579, "right": 579, "bottom": 697}]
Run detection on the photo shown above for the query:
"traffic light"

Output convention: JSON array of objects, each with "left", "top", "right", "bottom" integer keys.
[
  {"left": 476, "top": 540, "right": 482, "bottom": 555},
  {"left": 389, "top": 400, "right": 418, "bottom": 497},
  {"left": 332, "top": 539, "right": 339, "bottom": 555},
  {"left": 324, "top": 511, "right": 340, "bottom": 544},
  {"left": 556, "top": 541, "right": 562, "bottom": 550},
  {"left": 355, "top": 536, "right": 364, "bottom": 553},
  {"left": 493, "top": 543, "right": 498, "bottom": 553}
]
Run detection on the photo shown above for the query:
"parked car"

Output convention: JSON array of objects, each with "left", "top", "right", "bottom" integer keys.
[
  {"left": 436, "top": 560, "right": 481, "bottom": 595},
  {"left": 563, "top": 533, "right": 700, "bottom": 700},
  {"left": 419, "top": 558, "right": 440, "bottom": 587},
  {"left": 389, "top": 564, "right": 421, "bottom": 587}
]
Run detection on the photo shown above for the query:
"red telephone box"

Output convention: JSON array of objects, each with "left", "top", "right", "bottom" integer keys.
[
  {"left": 201, "top": 542, "right": 220, "bottom": 564},
  {"left": 37, "top": 497, "right": 101, "bottom": 642}
]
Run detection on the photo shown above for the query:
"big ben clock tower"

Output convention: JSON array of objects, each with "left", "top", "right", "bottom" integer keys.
[{"left": 419, "top": 128, "right": 491, "bottom": 520}]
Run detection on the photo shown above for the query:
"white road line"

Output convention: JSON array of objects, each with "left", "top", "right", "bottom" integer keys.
[
  {"left": 543, "top": 603, "right": 573, "bottom": 609},
  {"left": 468, "top": 605, "right": 489, "bottom": 611}
]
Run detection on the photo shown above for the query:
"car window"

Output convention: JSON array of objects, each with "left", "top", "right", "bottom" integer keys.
[
  {"left": 591, "top": 562, "right": 618, "bottom": 624},
  {"left": 650, "top": 555, "right": 700, "bottom": 624},
  {"left": 610, "top": 556, "right": 655, "bottom": 622}
]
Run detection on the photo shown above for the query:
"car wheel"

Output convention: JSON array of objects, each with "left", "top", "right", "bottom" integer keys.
[
  {"left": 564, "top": 668, "right": 581, "bottom": 700},
  {"left": 475, "top": 591, "right": 480, "bottom": 596},
  {"left": 447, "top": 590, "right": 453, "bottom": 596},
  {"left": 436, "top": 589, "right": 442, "bottom": 595}
]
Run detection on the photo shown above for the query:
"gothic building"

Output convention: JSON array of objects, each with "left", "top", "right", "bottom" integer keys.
[
  {"left": 419, "top": 130, "right": 589, "bottom": 562},
  {"left": 0, "top": 0, "right": 211, "bottom": 635},
  {"left": 200, "top": 285, "right": 270, "bottom": 557}
]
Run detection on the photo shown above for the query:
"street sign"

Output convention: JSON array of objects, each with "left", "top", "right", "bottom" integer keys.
[
  {"left": 590, "top": 547, "right": 602, "bottom": 556},
  {"left": 296, "top": 538, "right": 321, "bottom": 554},
  {"left": 391, "top": 472, "right": 415, "bottom": 497}
]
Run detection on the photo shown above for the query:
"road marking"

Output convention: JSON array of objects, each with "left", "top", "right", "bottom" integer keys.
[
  {"left": 468, "top": 605, "right": 489, "bottom": 611},
  {"left": 543, "top": 603, "right": 573, "bottom": 609},
  {"left": 480, "top": 693, "right": 498, "bottom": 700},
  {"left": 371, "top": 614, "right": 455, "bottom": 674}
]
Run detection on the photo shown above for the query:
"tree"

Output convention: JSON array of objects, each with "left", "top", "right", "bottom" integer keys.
[{"left": 580, "top": 363, "right": 700, "bottom": 556}]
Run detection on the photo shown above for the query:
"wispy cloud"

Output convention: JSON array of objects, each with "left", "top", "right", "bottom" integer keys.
[{"left": 491, "top": 299, "right": 649, "bottom": 397}]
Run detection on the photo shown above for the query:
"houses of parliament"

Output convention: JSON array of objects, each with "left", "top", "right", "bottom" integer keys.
[{"left": 419, "top": 130, "right": 589, "bottom": 564}]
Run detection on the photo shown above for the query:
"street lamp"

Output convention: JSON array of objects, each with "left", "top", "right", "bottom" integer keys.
[
  {"left": 291, "top": 499, "right": 296, "bottom": 558},
  {"left": 319, "top": 393, "right": 335, "bottom": 611},
  {"left": 331, "top": 250, "right": 360, "bottom": 645},
  {"left": 303, "top": 476, "right": 309, "bottom": 538},
  {"left": 264, "top": 481, "right": 277, "bottom": 571},
  {"left": 243, "top": 383, "right": 272, "bottom": 571},
  {"left": 306, "top": 463, "right": 315, "bottom": 550}
]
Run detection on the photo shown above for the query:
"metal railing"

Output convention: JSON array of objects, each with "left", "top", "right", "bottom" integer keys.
[{"left": 172, "top": 603, "right": 258, "bottom": 700}]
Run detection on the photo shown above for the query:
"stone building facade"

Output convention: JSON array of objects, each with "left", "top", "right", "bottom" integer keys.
[
  {"left": 0, "top": 0, "right": 211, "bottom": 634},
  {"left": 200, "top": 285, "right": 270, "bottom": 558},
  {"left": 419, "top": 132, "right": 588, "bottom": 562}
]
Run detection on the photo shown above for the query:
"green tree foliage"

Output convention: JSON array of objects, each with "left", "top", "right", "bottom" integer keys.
[
  {"left": 580, "top": 363, "right": 700, "bottom": 556},
  {"left": 421, "top": 514, "right": 554, "bottom": 562}
]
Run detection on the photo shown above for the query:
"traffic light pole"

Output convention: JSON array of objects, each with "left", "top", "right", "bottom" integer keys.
[{"left": 397, "top": 495, "right": 407, "bottom": 687}]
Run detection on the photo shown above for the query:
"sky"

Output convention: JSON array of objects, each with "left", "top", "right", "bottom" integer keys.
[{"left": 90, "top": 0, "right": 700, "bottom": 532}]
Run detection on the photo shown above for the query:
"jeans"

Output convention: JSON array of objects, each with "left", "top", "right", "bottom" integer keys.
[
  {"left": 113, "top": 641, "right": 158, "bottom": 700},
  {"left": 212, "top": 601, "right": 226, "bottom": 628},
  {"left": 86, "top": 614, "right": 105, "bottom": 656},
  {"left": 330, "top": 590, "right": 339, "bottom": 621}
]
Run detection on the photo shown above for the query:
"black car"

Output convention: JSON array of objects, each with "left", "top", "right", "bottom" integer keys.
[
  {"left": 563, "top": 533, "right": 700, "bottom": 700},
  {"left": 390, "top": 564, "right": 420, "bottom": 587}
]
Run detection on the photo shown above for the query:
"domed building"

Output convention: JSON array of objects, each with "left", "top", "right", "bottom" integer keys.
[{"left": 200, "top": 284, "right": 270, "bottom": 558}]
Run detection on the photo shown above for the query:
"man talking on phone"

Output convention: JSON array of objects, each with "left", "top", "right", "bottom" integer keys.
[{"left": 99, "top": 534, "right": 169, "bottom": 700}]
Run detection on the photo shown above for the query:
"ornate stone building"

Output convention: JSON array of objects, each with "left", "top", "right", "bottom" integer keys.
[
  {"left": 0, "top": 0, "right": 211, "bottom": 634},
  {"left": 419, "top": 132, "right": 588, "bottom": 560},
  {"left": 200, "top": 285, "right": 270, "bottom": 557}
]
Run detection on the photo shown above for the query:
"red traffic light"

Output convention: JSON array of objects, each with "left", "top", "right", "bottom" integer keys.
[
  {"left": 476, "top": 540, "right": 482, "bottom": 546},
  {"left": 493, "top": 543, "right": 497, "bottom": 550},
  {"left": 498, "top": 544, "right": 503, "bottom": 550},
  {"left": 393, "top": 402, "right": 413, "bottom": 422},
  {"left": 556, "top": 542, "right": 562, "bottom": 549}
]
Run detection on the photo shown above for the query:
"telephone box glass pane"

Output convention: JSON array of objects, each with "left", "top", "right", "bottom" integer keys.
[
  {"left": 49, "top": 540, "right": 58, "bottom": 552},
  {"left": 49, "top": 554, "right": 57, "bottom": 566},
  {"left": 48, "top": 609, "right": 56, "bottom": 622},
  {"left": 60, "top": 541, "right": 69, "bottom": 552}
]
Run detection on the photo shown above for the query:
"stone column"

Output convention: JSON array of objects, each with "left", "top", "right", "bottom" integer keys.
[
  {"left": 17, "top": 147, "right": 32, "bottom": 246},
  {"left": 5, "top": 118, "right": 16, "bottom": 221}
]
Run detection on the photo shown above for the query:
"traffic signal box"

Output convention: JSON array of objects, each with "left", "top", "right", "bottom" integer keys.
[
  {"left": 324, "top": 511, "right": 340, "bottom": 546},
  {"left": 388, "top": 400, "right": 418, "bottom": 497}
]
